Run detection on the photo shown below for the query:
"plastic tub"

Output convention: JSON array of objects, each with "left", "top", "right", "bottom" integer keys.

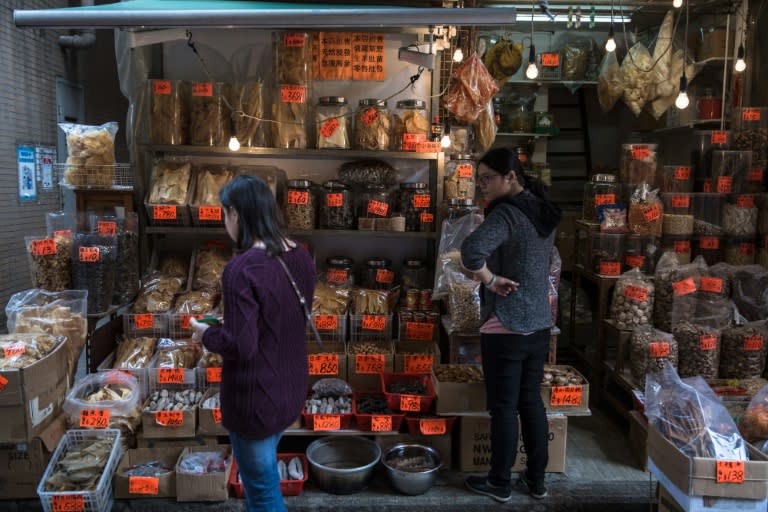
[
  {"left": 620, "top": 144, "right": 658, "bottom": 185},
  {"left": 661, "top": 235, "right": 692, "bottom": 265},
  {"left": 732, "top": 107, "right": 768, "bottom": 168},
  {"left": 723, "top": 194, "right": 758, "bottom": 236},
  {"left": 693, "top": 236, "right": 724, "bottom": 266},
  {"left": 623, "top": 235, "right": 661, "bottom": 274},
  {"left": 691, "top": 193, "right": 726, "bottom": 236},
  {"left": 711, "top": 150, "right": 752, "bottom": 195},
  {"left": 692, "top": 130, "right": 732, "bottom": 183},
  {"left": 657, "top": 165, "right": 693, "bottom": 193},
  {"left": 589, "top": 232, "right": 625, "bottom": 276},
  {"left": 724, "top": 237, "right": 756, "bottom": 266}
]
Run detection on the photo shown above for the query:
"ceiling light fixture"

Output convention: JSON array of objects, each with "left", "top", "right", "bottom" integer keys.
[
  {"left": 673, "top": 0, "right": 683, "bottom": 8},
  {"left": 675, "top": 0, "right": 690, "bottom": 110},
  {"left": 605, "top": 0, "right": 616, "bottom": 52},
  {"left": 526, "top": 1, "right": 539, "bottom": 80},
  {"left": 734, "top": 43, "right": 746, "bottom": 72}
]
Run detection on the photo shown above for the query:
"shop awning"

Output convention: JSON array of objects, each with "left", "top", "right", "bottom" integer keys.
[{"left": 14, "top": 1, "right": 517, "bottom": 29}]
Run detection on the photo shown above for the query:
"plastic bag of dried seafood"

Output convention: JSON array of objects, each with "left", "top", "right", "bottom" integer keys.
[
  {"left": 620, "top": 42, "right": 654, "bottom": 117},
  {"left": 672, "top": 295, "right": 734, "bottom": 379},
  {"left": 63, "top": 371, "right": 141, "bottom": 427},
  {"left": 739, "top": 384, "right": 768, "bottom": 443},
  {"left": 0, "top": 333, "right": 65, "bottom": 371},
  {"left": 442, "top": 52, "right": 499, "bottom": 123},
  {"left": 151, "top": 338, "right": 202, "bottom": 369},
  {"left": 719, "top": 321, "right": 768, "bottom": 379},
  {"left": 597, "top": 51, "right": 623, "bottom": 112},
  {"left": 445, "top": 269, "right": 481, "bottom": 334},
  {"left": 432, "top": 207, "right": 483, "bottom": 300},
  {"left": 645, "top": 364, "right": 748, "bottom": 460},
  {"left": 630, "top": 325, "right": 677, "bottom": 389},
  {"left": 731, "top": 265, "right": 768, "bottom": 322},
  {"left": 610, "top": 268, "right": 654, "bottom": 330}
]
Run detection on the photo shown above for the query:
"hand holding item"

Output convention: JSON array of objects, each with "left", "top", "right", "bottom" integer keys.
[
  {"left": 489, "top": 275, "right": 519, "bottom": 296},
  {"left": 188, "top": 317, "right": 209, "bottom": 342}
]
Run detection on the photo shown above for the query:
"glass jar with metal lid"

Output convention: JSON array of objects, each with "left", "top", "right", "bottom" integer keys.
[
  {"left": 444, "top": 155, "right": 476, "bottom": 201},
  {"left": 354, "top": 98, "right": 391, "bottom": 151},
  {"left": 285, "top": 179, "right": 316, "bottom": 230},
  {"left": 401, "top": 258, "right": 427, "bottom": 292},
  {"left": 316, "top": 96, "right": 351, "bottom": 149},
  {"left": 582, "top": 174, "right": 619, "bottom": 222},
  {"left": 443, "top": 198, "right": 478, "bottom": 222},
  {"left": 363, "top": 257, "right": 395, "bottom": 290},
  {"left": 325, "top": 256, "right": 354, "bottom": 286},
  {"left": 393, "top": 99, "right": 429, "bottom": 151},
  {"left": 358, "top": 184, "right": 391, "bottom": 231},
  {"left": 398, "top": 182, "right": 431, "bottom": 232},
  {"left": 319, "top": 180, "right": 354, "bottom": 229}
]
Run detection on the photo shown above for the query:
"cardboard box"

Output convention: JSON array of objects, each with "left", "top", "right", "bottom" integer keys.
[
  {"left": 375, "top": 433, "right": 453, "bottom": 470},
  {"left": 655, "top": 464, "right": 768, "bottom": 512},
  {"left": 0, "top": 338, "right": 70, "bottom": 443},
  {"left": 113, "top": 447, "right": 182, "bottom": 499},
  {"left": 197, "top": 389, "right": 227, "bottom": 436},
  {"left": 135, "top": 433, "right": 220, "bottom": 449},
  {"left": 458, "top": 414, "right": 567, "bottom": 473},
  {"left": 541, "top": 365, "right": 590, "bottom": 415},
  {"left": 0, "top": 413, "right": 67, "bottom": 499},
  {"left": 347, "top": 343, "right": 394, "bottom": 391},
  {"left": 307, "top": 341, "right": 347, "bottom": 388},
  {"left": 141, "top": 407, "right": 197, "bottom": 439},
  {"left": 432, "top": 366, "right": 486, "bottom": 414},
  {"left": 393, "top": 342, "right": 440, "bottom": 375},
  {"left": 628, "top": 410, "right": 648, "bottom": 471},
  {"left": 647, "top": 422, "right": 768, "bottom": 500},
  {"left": 176, "top": 445, "right": 232, "bottom": 502}
]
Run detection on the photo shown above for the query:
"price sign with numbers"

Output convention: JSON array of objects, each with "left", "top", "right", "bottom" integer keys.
[
  {"left": 320, "top": 118, "right": 340, "bottom": 138},
  {"left": 97, "top": 220, "right": 117, "bottom": 236},
  {"left": 326, "top": 193, "right": 344, "bottom": 207},
  {"left": 675, "top": 166, "right": 691, "bottom": 180},
  {"left": 152, "top": 80, "right": 171, "bottom": 95},
  {"left": 700, "top": 277, "right": 724, "bottom": 293},
  {"left": 207, "top": 367, "right": 222, "bottom": 383},
  {"left": 326, "top": 269, "right": 348, "bottom": 284},
  {"left": 457, "top": 164, "right": 474, "bottom": 178},
  {"left": 284, "top": 33, "right": 306, "bottom": 46},
  {"left": 288, "top": 190, "right": 309, "bottom": 205},
  {"left": 400, "top": 394, "right": 422, "bottom": 412},
  {"left": 700, "top": 334, "right": 718, "bottom": 351},
  {"left": 371, "top": 415, "right": 393, "bottom": 432},
  {"left": 153, "top": 205, "right": 177, "bottom": 220},
  {"left": 157, "top": 368, "right": 185, "bottom": 385},
  {"left": 749, "top": 168, "right": 764, "bottom": 182},
  {"left": 314, "top": 315, "right": 338, "bottom": 330},
  {"left": 649, "top": 342, "right": 671, "bottom": 358},
  {"left": 673, "top": 277, "right": 697, "bottom": 296},
  {"left": 79, "top": 246, "right": 100, "bottom": 263},
  {"left": 362, "top": 315, "right": 387, "bottom": 331},
  {"left": 192, "top": 82, "right": 213, "bottom": 97},
  {"left": 155, "top": 410, "right": 184, "bottom": 427},
  {"left": 312, "top": 414, "right": 341, "bottom": 431},
  {"left": 375, "top": 269, "right": 394, "bottom": 284},
  {"left": 405, "top": 322, "right": 434, "bottom": 341},
  {"left": 594, "top": 193, "right": 616, "bottom": 206},
  {"left": 632, "top": 147, "right": 651, "bottom": 160},
  {"left": 129, "top": 476, "right": 160, "bottom": 495},
  {"left": 541, "top": 52, "right": 560, "bottom": 67},
  {"left": 700, "top": 237, "right": 720, "bottom": 250},
  {"left": 737, "top": 195, "right": 756, "bottom": 208},
  {"left": 643, "top": 204, "right": 662, "bottom": 222},
  {"left": 52, "top": 494, "right": 85, "bottom": 512},
  {"left": 404, "top": 354, "right": 434, "bottom": 374},
  {"left": 550, "top": 385, "right": 583, "bottom": 407},
  {"left": 744, "top": 336, "right": 764, "bottom": 352},
  {"left": 308, "top": 354, "right": 339, "bottom": 376},
  {"left": 367, "top": 200, "right": 389, "bottom": 217},
  {"left": 420, "top": 212, "right": 434, "bottom": 224},
  {"left": 4, "top": 342, "right": 27, "bottom": 358},
  {"left": 199, "top": 206, "right": 222, "bottom": 221},
  {"left": 623, "top": 285, "right": 648, "bottom": 303},
  {"left": 355, "top": 354, "right": 385, "bottom": 374},
  {"left": 362, "top": 107, "right": 379, "bottom": 126},
  {"left": 599, "top": 261, "right": 621, "bottom": 276},
  {"left": 402, "top": 133, "right": 426, "bottom": 151},
  {"left": 413, "top": 194, "right": 431, "bottom": 209},
  {"left": 280, "top": 85, "right": 307, "bottom": 103},
  {"left": 625, "top": 255, "right": 645, "bottom": 268},
  {"left": 134, "top": 314, "right": 154, "bottom": 330},
  {"left": 212, "top": 408, "right": 222, "bottom": 424},
  {"left": 711, "top": 131, "right": 728, "bottom": 145},
  {"left": 415, "top": 141, "right": 442, "bottom": 153},
  {"left": 742, "top": 108, "right": 761, "bottom": 122},
  {"left": 717, "top": 176, "right": 733, "bottom": 194},
  {"left": 0, "top": 374, "right": 8, "bottom": 392},
  {"left": 419, "top": 418, "right": 447, "bottom": 435},
  {"left": 80, "top": 409, "right": 110, "bottom": 428},
  {"left": 671, "top": 195, "right": 690, "bottom": 209},
  {"left": 31, "top": 238, "right": 57, "bottom": 256},
  {"left": 716, "top": 460, "right": 745, "bottom": 484}
]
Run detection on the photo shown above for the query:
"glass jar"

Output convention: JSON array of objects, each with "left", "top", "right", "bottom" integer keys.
[
  {"left": 357, "top": 184, "right": 390, "bottom": 230},
  {"left": 590, "top": 232, "right": 625, "bottom": 276},
  {"left": 697, "top": 90, "right": 722, "bottom": 121},
  {"left": 393, "top": 99, "right": 429, "bottom": 151},
  {"left": 692, "top": 130, "right": 732, "bottom": 185},
  {"left": 443, "top": 198, "right": 477, "bottom": 222},
  {"left": 620, "top": 144, "right": 658, "bottom": 185},
  {"left": 746, "top": 167, "right": 766, "bottom": 194},
  {"left": 445, "top": 155, "right": 476, "bottom": 201},
  {"left": 398, "top": 182, "right": 431, "bottom": 232},
  {"left": 320, "top": 180, "right": 354, "bottom": 229},
  {"left": 582, "top": 174, "right": 619, "bottom": 222},
  {"left": 316, "top": 96, "right": 351, "bottom": 149},
  {"left": 354, "top": 99, "right": 391, "bottom": 151},
  {"left": 732, "top": 107, "right": 768, "bottom": 168},
  {"left": 660, "top": 235, "right": 692, "bottom": 265},
  {"left": 325, "top": 256, "right": 354, "bottom": 286},
  {"left": 189, "top": 82, "right": 231, "bottom": 146},
  {"left": 364, "top": 257, "right": 394, "bottom": 290},
  {"left": 724, "top": 237, "right": 756, "bottom": 266},
  {"left": 711, "top": 150, "right": 752, "bottom": 195},
  {"left": 149, "top": 79, "right": 188, "bottom": 145},
  {"left": 275, "top": 32, "right": 311, "bottom": 86},
  {"left": 693, "top": 236, "right": 724, "bottom": 266},
  {"left": 401, "top": 258, "right": 427, "bottom": 291},
  {"left": 723, "top": 194, "right": 759, "bottom": 236},
  {"left": 232, "top": 81, "right": 266, "bottom": 147},
  {"left": 692, "top": 193, "right": 726, "bottom": 236},
  {"left": 623, "top": 235, "right": 660, "bottom": 275},
  {"left": 657, "top": 165, "right": 693, "bottom": 193},
  {"left": 285, "top": 179, "right": 316, "bottom": 230}
]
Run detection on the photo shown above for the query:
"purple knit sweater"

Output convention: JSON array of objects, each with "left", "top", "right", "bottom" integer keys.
[{"left": 202, "top": 245, "right": 316, "bottom": 439}]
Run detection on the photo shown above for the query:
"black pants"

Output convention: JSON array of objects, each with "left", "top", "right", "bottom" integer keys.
[{"left": 480, "top": 329, "right": 550, "bottom": 487}]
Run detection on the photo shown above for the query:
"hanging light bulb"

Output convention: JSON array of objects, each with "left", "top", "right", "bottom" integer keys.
[
  {"left": 734, "top": 44, "right": 746, "bottom": 72},
  {"left": 673, "top": 0, "right": 683, "bottom": 8},
  {"left": 525, "top": 45, "right": 539, "bottom": 80},
  {"left": 440, "top": 132, "right": 452, "bottom": 149},
  {"left": 605, "top": 25, "right": 616, "bottom": 53},
  {"left": 228, "top": 115, "right": 240, "bottom": 151},
  {"left": 452, "top": 47, "right": 464, "bottom": 63},
  {"left": 675, "top": 74, "right": 690, "bottom": 109}
]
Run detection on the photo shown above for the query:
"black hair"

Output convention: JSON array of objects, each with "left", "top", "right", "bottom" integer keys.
[
  {"left": 218, "top": 174, "right": 290, "bottom": 255},
  {"left": 478, "top": 147, "right": 549, "bottom": 199}
]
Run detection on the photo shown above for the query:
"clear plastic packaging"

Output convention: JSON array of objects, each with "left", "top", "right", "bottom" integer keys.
[
  {"left": 398, "top": 182, "right": 431, "bottom": 232},
  {"left": 285, "top": 179, "right": 316, "bottom": 230},
  {"left": 739, "top": 383, "right": 768, "bottom": 443},
  {"left": 711, "top": 150, "right": 752, "bottom": 195},
  {"left": 623, "top": 235, "right": 661, "bottom": 274},
  {"left": 693, "top": 236, "right": 724, "bottom": 266},
  {"left": 319, "top": 180, "right": 354, "bottom": 230},
  {"left": 660, "top": 235, "right": 692, "bottom": 265},
  {"left": 393, "top": 100, "right": 429, "bottom": 151},
  {"left": 582, "top": 173, "right": 618, "bottom": 222},
  {"left": 62, "top": 371, "right": 141, "bottom": 428},
  {"left": 719, "top": 321, "right": 768, "bottom": 379},
  {"left": 610, "top": 268, "right": 654, "bottom": 330},
  {"left": 597, "top": 50, "right": 623, "bottom": 112},
  {"left": 433, "top": 206, "right": 483, "bottom": 300},
  {"left": 354, "top": 99, "right": 391, "bottom": 151},
  {"left": 149, "top": 79, "right": 188, "bottom": 145},
  {"left": 724, "top": 237, "right": 756, "bottom": 266},
  {"left": 590, "top": 232, "right": 625, "bottom": 275},
  {"left": 444, "top": 155, "right": 476, "bottom": 201},
  {"left": 316, "top": 96, "right": 351, "bottom": 149},
  {"left": 731, "top": 265, "right": 768, "bottom": 321},
  {"left": 732, "top": 107, "right": 768, "bottom": 168},
  {"left": 658, "top": 165, "right": 693, "bottom": 193},
  {"left": 630, "top": 325, "right": 677, "bottom": 389},
  {"left": 25, "top": 233, "right": 72, "bottom": 292},
  {"left": 628, "top": 184, "right": 663, "bottom": 236},
  {"left": 661, "top": 193, "right": 693, "bottom": 235},
  {"left": 189, "top": 82, "right": 231, "bottom": 147},
  {"left": 723, "top": 194, "right": 758, "bottom": 236},
  {"left": 193, "top": 245, "right": 231, "bottom": 290},
  {"left": 672, "top": 296, "right": 733, "bottom": 379},
  {"left": 59, "top": 121, "right": 118, "bottom": 187},
  {"left": 691, "top": 130, "right": 732, "bottom": 185},
  {"left": 445, "top": 269, "right": 481, "bottom": 333},
  {"left": 691, "top": 193, "right": 726, "bottom": 235},
  {"left": 72, "top": 232, "right": 118, "bottom": 314}
]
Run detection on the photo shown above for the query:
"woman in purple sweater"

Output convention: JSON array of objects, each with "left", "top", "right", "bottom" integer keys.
[{"left": 189, "top": 175, "right": 315, "bottom": 512}]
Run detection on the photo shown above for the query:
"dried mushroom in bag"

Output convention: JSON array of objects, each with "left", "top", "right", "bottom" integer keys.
[
  {"left": 132, "top": 272, "right": 184, "bottom": 314},
  {"left": 610, "top": 268, "right": 654, "bottom": 330},
  {"left": 630, "top": 325, "right": 677, "bottom": 389},
  {"left": 153, "top": 338, "right": 201, "bottom": 369},
  {"left": 720, "top": 321, "right": 768, "bottom": 379},
  {"left": 193, "top": 246, "right": 231, "bottom": 290},
  {"left": 25, "top": 233, "right": 72, "bottom": 291},
  {"left": 313, "top": 281, "right": 351, "bottom": 315}
]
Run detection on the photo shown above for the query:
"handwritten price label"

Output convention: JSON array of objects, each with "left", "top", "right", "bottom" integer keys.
[
  {"left": 157, "top": 368, "right": 185, "bottom": 385},
  {"left": 623, "top": 284, "right": 649, "bottom": 303},
  {"left": 742, "top": 108, "right": 761, "bottom": 122},
  {"left": 78, "top": 246, "right": 100, "bottom": 263},
  {"left": 153, "top": 205, "right": 177, "bottom": 220},
  {"left": 405, "top": 322, "right": 434, "bottom": 341},
  {"left": 308, "top": 354, "right": 339, "bottom": 376},
  {"left": 326, "top": 193, "right": 344, "bottom": 207},
  {"left": 356, "top": 354, "right": 385, "bottom": 374},
  {"left": 192, "top": 82, "right": 213, "bottom": 97},
  {"left": 749, "top": 168, "right": 764, "bottom": 182},
  {"left": 212, "top": 408, "right": 222, "bottom": 424},
  {"left": 367, "top": 199, "right": 389, "bottom": 217},
  {"left": 703, "top": 180, "right": 712, "bottom": 192},
  {"left": 716, "top": 460, "right": 745, "bottom": 484},
  {"left": 361, "top": 315, "right": 387, "bottom": 331},
  {"left": 700, "top": 334, "right": 718, "bottom": 351},
  {"left": 98, "top": 220, "right": 117, "bottom": 236},
  {"left": 371, "top": 415, "right": 393, "bottom": 432},
  {"left": 717, "top": 176, "right": 733, "bottom": 194},
  {"left": 550, "top": 385, "right": 583, "bottom": 407},
  {"left": 404, "top": 354, "right": 434, "bottom": 374},
  {"left": 412, "top": 194, "right": 431, "bottom": 209},
  {"left": 207, "top": 367, "right": 222, "bottom": 383},
  {"left": 744, "top": 336, "right": 764, "bottom": 352},
  {"left": 420, "top": 212, "right": 434, "bottom": 224},
  {"left": 415, "top": 141, "right": 442, "bottom": 153},
  {"left": 288, "top": 190, "right": 309, "bottom": 205},
  {"left": 632, "top": 147, "right": 651, "bottom": 160},
  {"left": 457, "top": 164, "right": 474, "bottom": 178},
  {"left": 155, "top": 410, "right": 184, "bottom": 427},
  {"left": 129, "top": 476, "right": 160, "bottom": 495},
  {"left": 0, "top": 375, "right": 8, "bottom": 392},
  {"left": 314, "top": 315, "right": 338, "bottom": 330},
  {"left": 199, "top": 206, "right": 222, "bottom": 221},
  {"left": 31, "top": 238, "right": 56, "bottom": 256},
  {"left": 625, "top": 255, "right": 645, "bottom": 268},
  {"left": 362, "top": 107, "right": 379, "bottom": 126},
  {"left": 419, "top": 418, "right": 447, "bottom": 435},
  {"left": 736, "top": 195, "right": 755, "bottom": 208},
  {"left": 53, "top": 229, "right": 72, "bottom": 239},
  {"left": 326, "top": 269, "right": 348, "bottom": 283},
  {"left": 671, "top": 195, "right": 690, "bottom": 209},
  {"left": 280, "top": 85, "right": 307, "bottom": 104},
  {"left": 320, "top": 118, "right": 340, "bottom": 138},
  {"left": 3, "top": 342, "right": 26, "bottom": 358},
  {"left": 675, "top": 166, "right": 691, "bottom": 180},
  {"left": 152, "top": 80, "right": 171, "bottom": 95},
  {"left": 400, "top": 394, "right": 422, "bottom": 412},
  {"left": 700, "top": 277, "right": 724, "bottom": 294},
  {"left": 284, "top": 33, "right": 306, "bottom": 47},
  {"left": 79, "top": 409, "right": 110, "bottom": 428},
  {"left": 134, "top": 314, "right": 154, "bottom": 330},
  {"left": 52, "top": 494, "right": 85, "bottom": 512},
  {"left": 711, "top": 131, "right": 728, "bottom": 145},
  {"left": 594, "top": 193, "right": 616, "bottom": 206},
  {"left": 599, "top": 261, "right": 621, "bottom": 276},
  {"left": 674, "top": 240, "right": 691, "bottom": 254},
  {"left": 741, "top": 242, "right": 755, "bottom": 256},
  {"left": 402, "top": 133, "right": 426, "bottom": 151},
  {"left": 375, "top": 268, "right": 394, "bottom": 284},
  {"left": 673, "top": 277, "right": 697, "bottom": 296},
  {"left": 312, "top": 414, "right": 341, "bottom": 431},
  {"left": 700, "top": 237, "right": 720, "bottom": 250},
  {"left": 649, "top": 342, "right": 671, "bottom": 358},
  {"left": 643, "top": 205, "right": 662, "bottom": 222},
  {"left": 541, "top": 52, "right": 560, "bottom": 67}
]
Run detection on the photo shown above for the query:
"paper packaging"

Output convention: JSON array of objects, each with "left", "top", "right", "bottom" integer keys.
[
  {"left": 375, "top": 433, "right": 452, "bottom": 469},
  {"left": 197, "top": 388, "right": 227, "bottom": 436},
  {"left": 307, "top": 341, "right": 347, "bottom": 388},
  {"left": 540, "top": 365, "right": 590, "bottom": 415},
  {"left": 647, "top": 422, "right": 768, "bottom": 500},
  {"left": 176, "top": 445, "right": 232, "bottom": 502},
  {"left": 141, "top": 407, "right": 197, "bottom": 439},
  {"left": 432, "top": 365, "right": 486, "bottom": 414},
  {"left": 0, "top": 339, "right": 69, "bottom": 443},
  {"left": 458, "top": 414, "right": 567, "bottom": 473},
  {"left": 0, "top": 413, "right": 67, "bottom": 499},
  {"left": 113, "top": 447, "right": 182, "bottom": 499}
]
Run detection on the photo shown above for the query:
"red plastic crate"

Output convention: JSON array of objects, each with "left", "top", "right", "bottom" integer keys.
[
  {"left": 229, "top": 454, "right": 309, "bottom": 498},
  {"left": 352, "top": 392, "right": 406, "bottom": 432},
  {"left": 404, "top": 415, "right": 457, "bottom": 436},
  {"left": 380, "top": 372, "right": 436, "bottom": 413}
]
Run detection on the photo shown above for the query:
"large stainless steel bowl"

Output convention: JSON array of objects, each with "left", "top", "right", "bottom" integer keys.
[
  {"left": 305, "top": 436, "right": 381, "bottom": 495},
  {"left": 382, "top": 443, "right": 442, "bottom": 495}
]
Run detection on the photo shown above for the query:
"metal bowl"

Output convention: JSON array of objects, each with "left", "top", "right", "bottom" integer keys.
[
  {"left": 382, "top": 443, "right": 442, "bottom": 495},
  {"left": 305, "top": 436, "right": 381, "bottom": 495}
]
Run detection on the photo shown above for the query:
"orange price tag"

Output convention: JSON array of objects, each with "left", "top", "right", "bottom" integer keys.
[
  {"left": 152, "top": 80, "right": 171, "bottom": 95},
  {"left": 674, "top": 240, "right": 691, "bottom": 254},
  {"left": 404, "top": 354, "right": 434, "bottom": 374},
  {"left": 550, "top": 385, "right": 583, "bottom": 407},
  {"left": 457, "top": 164, "right": 474, "bottom": 178},
  {"left": 623, "top": 284, "right": 649, "bottom": 303},
  {"left": 700, "top": 237, "right": 720, "bottom": 250},
  {"left": 192, "top": 82, "right": 213, "bottom": 97},
  {"left": 52, "top": 494, "right": 85, "bottom": 512},
  {"left": 744, "top": 336, "right": 764, "bottom": 352},
  {"left": 326, "top": 269, "right": 348, "bottom": 284},
  {"left": 308, "top": 354, "right": 339, "bottom": 376},
  {"left": 541, "top": 52, "right": 560, "bottom": 67},
  {"left": 356, "top": 354, "right": 385, "bottom": 374},
  {"left": 674, "top": 166, "right": 692, "bottom": 180},
  {"left": 367, "top": 199, "right": 389, "bottom": 216},
  {"left": 280, "top": 84, "right": 306, "bottom": 103},
  {"left": 625, "top": 255, "right": 645, "bottom": 268},
  {"left": 741, "top": 242, "right": 755, "bottom": 256},
  {"left": 212, "top": 408, "right": 222, "bottom": 424},
  {"left": 97, "top": 220, "right": 117, "bottom": 236},
  {"left": 362, "top": 315, "right": 387, "bottom": 331},
  {"left": 199, "top": 206, "right": 222, "bottom": 221},
  {"left": 749, "top": 168, "right": 764, "bottom": 182},
  {"left": 415, "top": 141, "right": 442, "bottom": 153},
  {"left": 711, "top": 131, "right": 728, "bottom": 145},
  {"left": 314, "top": 315, "right": 338, "bottom": 330},
  {"left": 420, "top": 212, "right": 434, "bottom": 224},
  {"left": 326, "top": 193, "right": 344, "bottom": 207},
  {"left": 0, "top": 375, "right": 8, "bottom": 392},
  {"left": 400, "top": 394, "right": 422, "bottom": 412},
  {"left": 3, "top": 342, "right": 26, "bottom": 358},
  {"left": 105, "top": 369, "right": 132, "bottom": 385},
  {"left": 181, "top": 315, "right": 197, "bottom": 330},
  {"left": 594, "top": 193, "right": 616, "bottom": 206},
  {"left": 649, "top": 342, "right": 671, "bottom": 358},
  {"left": 153, "top": 205, "right": 177, "bottom": 220},
  {"left": 736, "top": 195, "right": 755, "bottom": 208},
  {"left": 419, "top": 418, "right": 447, "bottom": 435},
  {"left": 155, "top": 410, "right": 184, "bottom": 427},
  {"left": 703, "top": 180, "right": 712, "bottom": 192},
  {"left": 673, "top": 277, "right": 697, "bottom": 296},
  {"left": 717, "top": 176, "right": 733, "bottom": 194},
  {"left": 129, "top": 476, "right": 160, "bottom": 495},
  {"left": 134, "top": 314, "right": 154, "bottom": 330},
  {"left": 643, "top": 205, "right": 662, "bottom": 222},
  {"left": 632, "top": 147, "right": 651, "bottom": 160},
  {"left": 599, "top": 261, "right": 621, "bottom": 276},
  {"left": 700, "top": 334, "right": 717, "bottom": 351},
  {"left": 742, "top": 108, "right": 761, "bottom": 122},
  {"left": 700, "top": 277, "right": 724, "bottom": 294},
  {"left": 284, "top": 33, "right": 306, "bottom": 47},
  {"left": 375, "top": 268, "right": 394, "bottom": 284},
  {"left": 402, "top": 133, "right": 426, "bottom": 151},
  {"left": 78, "top": 246, "right": 100, "bottom": 263},
  {"left": 79, "top": 409, "right": 110, "bottom": 428},
  {"left": 405, "top": 322, "right": 434, "bottom": 341},
  {"left": 157, "top": 368, "right": 185, "bottom": 385},
  {"left": 320, "top": 118, "right": 340, "bottom": 138},
  {"left": 312, "top": 414, "right": 341, "bottom": 431},
  {"left": 31, "top": 238, "right": 56, "bottom": 256},
  {"left": 412, "top": 194, "right": 431, "bottom": 209},
  {"left": 716, "top": 460, "right": 745, "bottom": 484},
  {"left": 207, "top": 367, "right": 222, "bottom": 383},
  {"left": 288, "top": 190, "right": 309, "bottom": 205},
  {"left": 671, "top": 195, "right": 690, "bottom": 209},
  {"left": 53, "top": 229, "right": 72, "bottom": 239},
  {"left": 362, "top": 107, "right": 379, "bottom": 126},
  {"left": 371, "top": 415, "right": 393, "bottom": 432}
]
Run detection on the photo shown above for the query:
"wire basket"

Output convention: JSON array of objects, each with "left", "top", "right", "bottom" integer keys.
[
  {"left": 122, "top": 313, "right": 170, "bottom": 338},
  {"left": 57, "top": 163, "right": 133, "bottom": 190},
  {"left": 350, "top": 314, "right": 392, "bottom": 343},
  {"left": 307, "top": 313, "right": 347, "bottom": 343}
]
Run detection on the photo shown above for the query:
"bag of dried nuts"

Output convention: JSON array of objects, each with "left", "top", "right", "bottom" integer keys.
[
  {"left": 629, "top": 325, "right": 677, "bottom": 389},
  {"left": 610, "top": 268, "right": 654, "bottom": 330},
  {"left": 628, "top": 184, "right": 663, "bottom": 236},
  {"left": 720, "top": 321, "right": 768, "bottom": 379}
]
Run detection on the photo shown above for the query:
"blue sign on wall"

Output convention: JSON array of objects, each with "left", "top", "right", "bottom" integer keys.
[{"left": 17, "top": 145, "right": 37, "bottom": 203}]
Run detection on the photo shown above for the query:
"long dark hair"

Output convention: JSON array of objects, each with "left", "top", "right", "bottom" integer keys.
[
  {"left": 219, "top": 175, "right": 290, "bottom": 255},
  {"left": 478, "top": 147, "right": 549, "bottom": 199}
]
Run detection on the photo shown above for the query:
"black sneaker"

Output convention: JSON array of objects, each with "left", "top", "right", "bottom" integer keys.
[
  {"left": 465, "top": 475, "right": 513, "bottom": 503},
  {"left": 517, "top": 472, "right": 547, "bottom": 499}
]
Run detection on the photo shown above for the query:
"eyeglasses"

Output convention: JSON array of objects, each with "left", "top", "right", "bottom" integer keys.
[{"left": 478, "top": 173, "right": 502, "bottom": 185}]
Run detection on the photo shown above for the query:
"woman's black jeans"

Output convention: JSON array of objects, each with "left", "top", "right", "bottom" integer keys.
[{"left": 480, "top": 329, "right": 550, "bottom": 487}]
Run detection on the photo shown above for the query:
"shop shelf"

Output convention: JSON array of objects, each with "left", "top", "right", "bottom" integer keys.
[
  {"left": 404, "top": 415, "right": 457, "bottom": 436},
  {"left": 380, "top": 372, "right": 436, "bottom": 413},
  {"left": 145, "top": 144, "right": 442, "bottom": 161}
]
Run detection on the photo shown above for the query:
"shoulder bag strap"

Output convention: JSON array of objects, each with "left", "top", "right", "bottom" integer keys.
[{"left": 275, "top": 254, "right": 323, "bottom": 347}]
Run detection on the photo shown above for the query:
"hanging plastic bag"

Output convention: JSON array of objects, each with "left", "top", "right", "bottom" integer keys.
[
  {"left": 647, "top": 11, "right": 674, "bottom": 105},
  {"left": 443, "top": 52, "right": 500, "bottom": 123},
  {"left": 473, "top": 99, "right": 497, "bottom": 152},
  {"left": 445, "top": 268, "right": 481, "bottom": 334},
  {"left": 432, "top": 207, "right": 483, "bottom": 300},
  {"left": 597, "top": 51, "right": 623, "bottom": 112},
  {"left": 731, "top": 265, "right": 768, "bottom": 322},
  {"left": 630, "top": 325, "right": 677, "bottom": 389},
  {"left": 620, "top": 42, "right": 654, "bottom": 117},
  {"left": 649, "top": 46, "right": 698, "bottom": 120},
  {"left": 720, "top": 321, "right": 768, "bottom": 379},
  {"left": 610, "top": 268, "right": 654, "bottom": 330}
]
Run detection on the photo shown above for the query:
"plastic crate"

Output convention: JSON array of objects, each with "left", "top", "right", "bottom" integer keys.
[
  {"left": 57, "top": 162, "right": 133, "bottom": 190},
  {"left": 380, "top": 372, "right": 436, "bottom": 413},
  {"left": 37, "top": 429, "right": 122, "bottom": 512},
  {"left": 404, "top": 415, "right": 457, "bottom": 436},
  {"left": 144, "top": 202, "right": 192, "bottom": 226},
  {"left": 307, "top": 313, "right": 348, "bottom": 343},
  {"left": 352, "top": 392, "right": 405, "bottom": 432},
  {"left": 349, "top": 314, "right": 393, "bottom": 343},
  {"left": 122, "top": 312, "right": 169, "bottom": 338},
  {"left": 229, "top": 454, "right": 308, "bottom": 498},
  {"left": 301, "top": 410, "right": 354, "bottom": 431}
]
